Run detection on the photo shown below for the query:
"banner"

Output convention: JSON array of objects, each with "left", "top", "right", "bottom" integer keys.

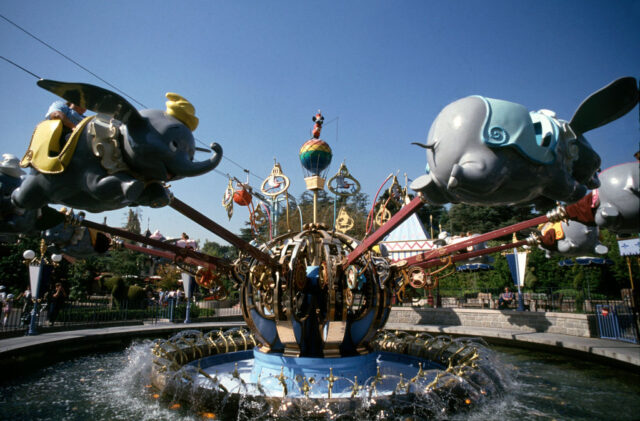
[
  {"left": 506, "top": 251, "right": 527, "bottom": 287},
  {"left": 181, "top": 272, "right": 195, "bottom": 298},
  {"left": 618, "top": 238, "right": 640, "bottom": 257},
  {"left": 29, "top": 262, "right": 53, "bottom": 299}
]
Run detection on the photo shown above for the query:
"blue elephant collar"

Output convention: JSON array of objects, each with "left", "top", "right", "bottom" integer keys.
[{"left": 475, "top": 96, "right": 567, "bottom": 165}]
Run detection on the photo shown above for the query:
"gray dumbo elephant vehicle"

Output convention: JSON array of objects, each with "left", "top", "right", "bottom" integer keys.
[
  {"left": 555, "top": 161, "right": 639, "bottom": 237},
  {"left": 538, "top": 219, "right": 608, "bottom": 258},
  {"left": 43, "top": 210, "right": 111, "bottom": 259},
  {"left": 411, "top": 77, "right": 639, "bottom": 206},
  {"left": 593, "top": 161, "right": 639, "bottom": 235},
  {"left": 1, "top": 153, "right": 64, "bottom": 234},
  {"left": 11, "top": 80, "right": 223, "bottom": 213}
]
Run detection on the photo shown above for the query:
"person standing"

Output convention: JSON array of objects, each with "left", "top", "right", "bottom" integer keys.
[
  {"left": 0, "top": 286, "right": 7, "bottom": 327},
  {"left": 47, "top": 283, "right": 67, "bottom": 326},
  {"left": 17, "top": 286, "right": 32, "bottom": 326},
  {"left": 2, "top": 294, "right": 14, "bottom": 328},
  {"left": 17, "top": 286, "right": 32, "bottom": 312}
]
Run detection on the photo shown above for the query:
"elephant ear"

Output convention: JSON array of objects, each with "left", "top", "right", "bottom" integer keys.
[
  {"left": 569, "top": 76, "right": 639, "bottom": 135},
  {"left": 37, "top": 79, "right": 143, "bottom": 126}
]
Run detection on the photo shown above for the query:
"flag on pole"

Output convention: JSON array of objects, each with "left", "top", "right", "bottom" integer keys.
[
  {"left": 617, "top": 238, "right": 640, "bottom": 257},
  {"left": 506, "top": 252, "right": 527, "bottom": 287}
]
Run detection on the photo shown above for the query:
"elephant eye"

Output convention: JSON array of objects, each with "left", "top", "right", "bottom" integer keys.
[{"left": 169, "top": 140, "right": 178, "bottom": 152}]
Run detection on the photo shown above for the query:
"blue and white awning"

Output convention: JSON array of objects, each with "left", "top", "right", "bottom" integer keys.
[
  {"left": 456, "top": 263, "right": 494, "bottom": 272},
  {"left": 618, "top": 238, "right": 640, "bottom": 257},
  {"left": 558, "top": 257, "right": 614, "bottom": 266}
]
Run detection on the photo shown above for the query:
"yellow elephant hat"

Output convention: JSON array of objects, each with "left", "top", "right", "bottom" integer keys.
[{"left": 165, "top": 93, "right": 199, "bottom": 131}]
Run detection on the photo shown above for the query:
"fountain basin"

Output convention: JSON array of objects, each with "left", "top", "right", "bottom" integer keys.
[{"left": 150, "top": 328, "right": 507, "bottom": 418}]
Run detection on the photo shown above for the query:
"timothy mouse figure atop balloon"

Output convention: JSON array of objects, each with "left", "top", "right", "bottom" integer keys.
[
  {"left": 11, "top": 80, "right": 223, "bottom": 213},
  {"left": 411, "top": 77, "right": 639, "bottom": 206}
]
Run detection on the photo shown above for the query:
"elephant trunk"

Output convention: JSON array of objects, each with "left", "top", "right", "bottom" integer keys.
[{"left": 174, "top": 143, "right": 223, "bottom": 177}]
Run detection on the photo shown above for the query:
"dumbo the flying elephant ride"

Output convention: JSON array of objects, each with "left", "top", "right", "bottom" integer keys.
[
  {"left": 11, "top": 80, "right": 223, "bottom": 213},
  {"left": 1, "top": 74, "right": 640, "bottom": 418}
]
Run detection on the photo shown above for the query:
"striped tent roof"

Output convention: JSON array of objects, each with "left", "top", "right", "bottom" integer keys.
[{"left": 379, "top": 205, "right": 438, "bottom": 261}]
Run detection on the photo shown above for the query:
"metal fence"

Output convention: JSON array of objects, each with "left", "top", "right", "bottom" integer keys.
[
  {"left": 0, "top": 298, "right": 225, "bottom": 336},
  {"left": 595, "top": 303, "right": 639, "bottom": 344},
  {"left": 401, "top": 287, "right": 637, "bottom": 314}
]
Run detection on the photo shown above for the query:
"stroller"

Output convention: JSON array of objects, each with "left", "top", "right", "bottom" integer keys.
[{"left": 20, "top": 311, "right": 31, "bottom": 327}]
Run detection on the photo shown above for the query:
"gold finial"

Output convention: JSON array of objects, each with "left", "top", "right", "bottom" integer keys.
[
  {"left": 350, "top": 376, "right": 361, "bottom": 398},
  {"left": 232, "top": 362, "right": 240, "bottom": 379},
  {"left": 296, "top": 375, "right": 313, "bottom": 398},
  {"left": 425, "top": 372, "right": 443, "bottom": 391},
  {"left": 410, "top": 362, "right": 424, "bottom": 383},
  {"left": 368, "top": 366, "right": 385, "bottom": 399},
  {"left": 276, "top": 367, "right": 288, "bottom": 397},
  {"left": 165, "top": 93, "right": 199, "bottom": 131},
  {"left": 326, "top": 367, "right": 337, "bottom": 399},
  {"left": 39, "top": 238, "right": 47, "bottom": 258}
]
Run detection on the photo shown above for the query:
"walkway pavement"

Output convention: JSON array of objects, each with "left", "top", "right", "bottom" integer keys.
[
  {"left": 0, "top": 321, "right": 245, "bottom": 355},
  {"left": 1, "top": 321, "right": 638, "bottom": 372},
  {"left": 385, "top": 322, "right": 640, "bottom": 368}
]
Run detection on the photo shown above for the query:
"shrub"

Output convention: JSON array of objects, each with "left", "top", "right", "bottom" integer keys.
[
  {"left": 127, "top": 285, "right": 146, "bottom": 309},
  {"left": 175, "top": 303, "right": 200, "bottom": 320},
  {"left": 105, "top": 276, "right": 128, "bottom": 308}
]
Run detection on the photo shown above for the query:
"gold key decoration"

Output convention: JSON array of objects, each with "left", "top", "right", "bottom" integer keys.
[
  {"left": 328, "top": 162, "right": 361, "bottom": 233},
  {"left": 336, "top": 207, "right": 355, "bottom": 233},
  {"left": 260, "top": 162, "right": 290, "bottom": 197}
]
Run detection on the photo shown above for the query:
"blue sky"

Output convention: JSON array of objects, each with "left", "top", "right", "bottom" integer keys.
[{"left": 1, "top": 1, "right": 638, "bottom": 244}]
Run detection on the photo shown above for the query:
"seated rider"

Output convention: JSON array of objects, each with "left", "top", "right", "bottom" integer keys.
[
  {"left": 498, "top": 287, "right": 514, "bottom": 309},
  {"left": 46, "top": 101, "right": 87, "bottom": 138}
]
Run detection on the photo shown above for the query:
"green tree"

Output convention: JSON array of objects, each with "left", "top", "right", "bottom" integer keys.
[
  {"left": 201, "top": 240, "right": 237, "bottom": 260},
  {"left": 125, "top": 208, "right": 142, "bottom": 235},
  {"left": 0, "top": 236, "right": 39, "bottom": 294},
  {"left": 155, "top": 263, "right": 181, "bottom": 291},
  {"left": 598, "top": 229, "right": 638, "bottom": 295},
  {"left": 67, "top": 256, "right": 105, "bottom": 300},
  {"left": 446, "top": 203, "right": 535, "bottom": 235}
]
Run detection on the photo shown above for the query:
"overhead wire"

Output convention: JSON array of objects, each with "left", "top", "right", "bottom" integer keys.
[
  {"left": 0, "top": 55, "right": 40, "bottom": 79},
  {"left": 0, "top": 13, "right": 266, "bottom": 186},
  {"left": 0, "top": 13, "right": 147, "bottom": 109}
]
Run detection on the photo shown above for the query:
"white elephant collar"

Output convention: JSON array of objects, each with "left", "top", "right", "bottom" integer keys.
[{"left": 89, "top": 114, "right": 130, "bottom": 175}]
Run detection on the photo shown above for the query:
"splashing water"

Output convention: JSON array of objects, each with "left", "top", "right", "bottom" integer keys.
[{"left": 1, "top": 341, "right": 639, "bottom": 420}]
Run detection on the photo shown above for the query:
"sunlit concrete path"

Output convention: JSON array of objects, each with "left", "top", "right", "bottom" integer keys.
[
  {"left": 0, "top": 321, "right": 245, "bottom": 376},
  {"left": 1, "top": 320, "right": 638, "bottom": 377},
  {"left": 385, "top": 322, "right": 640, "bottom": 368}
]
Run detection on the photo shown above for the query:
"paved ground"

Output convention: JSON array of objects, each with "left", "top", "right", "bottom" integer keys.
[
  {"left": 385, "top": 322, "right": 640, "bottom": 368},
  {"left": 1, "top": 321, "right": 638, "bottom": 372},
  {"left": 0, "top": 321, "right": 245, "bottom": 354}
]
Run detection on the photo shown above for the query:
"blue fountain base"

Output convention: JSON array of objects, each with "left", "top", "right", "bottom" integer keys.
[
  {"left": 186, "top": 348, "right": 445, "bottom": 398},
  {"left": 251, "top": 349, "right": 377, "bottom": 394}
]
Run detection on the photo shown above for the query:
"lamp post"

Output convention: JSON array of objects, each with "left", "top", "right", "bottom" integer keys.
[{"left": 23, "top": 239, "right": 62, "bottom": 335}]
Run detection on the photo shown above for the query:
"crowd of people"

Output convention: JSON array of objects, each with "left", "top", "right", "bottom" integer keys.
[
  {"left": 151, "top": 288, "right": 187, "bottom": 306},
  {"left": 0, "top": 282, "right": 68, "bottom": 329}
]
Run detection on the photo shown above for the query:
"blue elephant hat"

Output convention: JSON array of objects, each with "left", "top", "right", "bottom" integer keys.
[{"left": 476, "top": 96, "right": 561, "bottom": 165}]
